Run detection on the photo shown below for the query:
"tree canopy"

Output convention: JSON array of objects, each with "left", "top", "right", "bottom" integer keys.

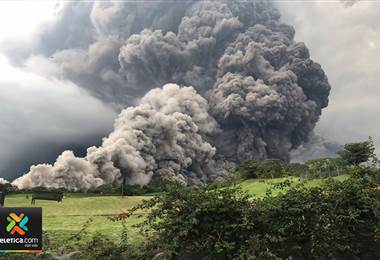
[{"left": 337, "top": 137, "right": 377, "bottom": 166}]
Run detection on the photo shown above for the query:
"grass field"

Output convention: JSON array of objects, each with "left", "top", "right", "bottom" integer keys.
[
  {"left": 240, "top": 175, "right": 348, "bottom": 196},
  {"left": 3, "top": 175, "right": 348, "bottom": 246},
  {"left": 4, "top": 194, "right": 150, "bottom": 245}
]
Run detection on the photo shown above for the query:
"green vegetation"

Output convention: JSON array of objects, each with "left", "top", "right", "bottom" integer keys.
[
  {"left": 3, "top": 176, "right": 348, "bottom": 246},
  {"left": 1, "top": 139, "right": 379, "bottom": 259},
  {"left": 236, "top": 159, "right": 286, "bottom": 179},
  {"left": 123, "top": 166, "right": 380, "bottom": 259},
  {"left": 4, "top": 194, "right": 149, "bottom": 245},
  {"left": 235, "top": 157, "right": 347, "bottom": 180},
  {"left": 240, "top": 175, "right": 348, "bottom": 196},
  {"left": 337, "top": 136, "right": 377, "bottom": 166}
]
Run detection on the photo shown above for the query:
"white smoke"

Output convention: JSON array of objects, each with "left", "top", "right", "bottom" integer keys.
[
  {"left": 0, "top": 178, "right": 9, "bottom": 185},
  {"left": 13, "top": 151, "right": 105, "bottom": 191}
]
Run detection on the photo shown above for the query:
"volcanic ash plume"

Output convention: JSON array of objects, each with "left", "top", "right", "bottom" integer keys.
[
  {"left": 9, "top": 0, "right": 331, "bottom": 189},
  {"left": 290, "top": 134, "right": 342, "bottom": 162},
  {"left": 0, "top": 178, "right": 9, "bottom": 185},
  {"left": 13, "top": 85, "right": 218, "bottom": 190}
]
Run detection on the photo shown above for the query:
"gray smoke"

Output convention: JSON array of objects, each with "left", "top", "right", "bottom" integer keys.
[
  {"left": 9, "top": 0, "right": 331, "bottom": 190},
  {"left": 13, "top": 85, "right": 219, "bottom": 190},
  {"left": 290, "top": 133, "right": 342, "bottom": 163}
]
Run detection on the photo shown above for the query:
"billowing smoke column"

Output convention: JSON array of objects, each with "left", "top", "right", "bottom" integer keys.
[
  {"left": 11, "top": 0, "right": 330, "bottom": 190},
  {"left": 13, "top": 85, "right": 218, "bottom": 190}
]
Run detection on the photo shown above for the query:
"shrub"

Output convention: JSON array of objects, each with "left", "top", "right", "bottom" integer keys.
[
  {"left": 131, "top": 167, "right": 380, "bottom": 259},
  {"left": 131, "top": 184, "right": 256, "bottom": 259}
]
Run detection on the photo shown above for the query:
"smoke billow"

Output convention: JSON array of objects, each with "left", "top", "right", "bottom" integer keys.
[
  {"left": 0, "top": 178, "right": 9, "bottom": 185},
  {"left": 9, "top": 0, "right": 331, "bottom": 190},
  {"left": 290, "top": 133, "right": 342, "bottom": 163},
  {"left": 14, "top": 85, "right": 219, "bottom": 190}
]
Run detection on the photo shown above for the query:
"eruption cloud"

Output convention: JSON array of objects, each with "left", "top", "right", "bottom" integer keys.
[
  {"left": 10, "top": 0, "right": 331, "bottom": 190},
  {"left": 14, "top": 85, "right": 218, "bottom": 190}
]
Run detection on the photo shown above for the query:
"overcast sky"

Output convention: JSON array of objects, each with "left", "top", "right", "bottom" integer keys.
[
  {"left": 0, "top": 1, "right": 116, "bottom": 180},
  {"left": 0, "top": 0, "right": 379, "bottom": 181}
]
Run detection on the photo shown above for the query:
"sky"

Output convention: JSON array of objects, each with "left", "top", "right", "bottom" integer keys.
[
  {"left": 0, "top": 0, "right": 379, "bottom": 181},
  {"left": 0, "top": 1, "right": 116, "bottom": 180}
]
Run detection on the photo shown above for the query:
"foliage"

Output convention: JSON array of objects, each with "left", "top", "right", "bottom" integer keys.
[
  {"left": 305, "top": 157, "right": 347, "bottom": 178},
  {"left": 236, "top": 159, "right": 286, "bottom": 179},
  {"left": 130, "top": 167, "right": 380, "bottom": 259},
  {"left": 87, "top": 184, "right": 116, "bottom": 194},
  {"left": 131, "top": 184, "right": 255, "bottom": 259},
  {"left": 337, "top": 137, "right": 377, "bottom": 166},
  {"left": 282, "top": 162, "right": 309, "bottom": 176},
  {"left": 75, "top": 219, "right": 161, "bottom": 260},
  {"left": 255, "top": 167, "right": 380, "bottom": 259},
  {"left": 237, "top": 157, "right": 348, "bottom": 181},
  {"left": 0, "top": 182, "right": 15, "bottom": 194},
  {"left": 3, "top": 167, "right": 378, "bottom": 259},
  {"left": 79, "top": 231, "right": 125, "bottom": 260}
]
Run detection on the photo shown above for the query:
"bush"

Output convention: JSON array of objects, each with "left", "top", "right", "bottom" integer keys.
[
  {"left": 257, "top": 168, "right": 380, "bottom": 259},
  {"left": 132, "top": 184, "right": 255, "bottom": 259},
  {"left": 130, "top": 167, "right": 380, "bottom": 259}
]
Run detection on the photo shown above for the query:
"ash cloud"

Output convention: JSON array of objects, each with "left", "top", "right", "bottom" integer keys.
[
  {"left": 277, "top": 0, "right": 380, "bottom": 158},
  {"left": 13, "top": 85, "right": 218, "bottom": 190},
  {"left": 290, "top": 133, "right": 342, "bottom": 162},
  {"left": 8, "top": 0, "right": 331, "bottom": 189}
]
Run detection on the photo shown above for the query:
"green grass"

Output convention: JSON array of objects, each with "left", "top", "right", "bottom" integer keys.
[
  {"left": 240, "top": 175, "right": 348, "bottom": 196},
  {"left": 3, "top": 175, "right": 348, "bottom": 246},
  {"left": 4, "top": 194, "right": 151, "bottom": 245}
]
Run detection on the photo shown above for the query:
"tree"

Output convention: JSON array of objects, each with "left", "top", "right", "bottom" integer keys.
[
  {"left": 282, "top": 162, "right": 309, "bottom": 176},
  {"left": 305, "top": 157, "right": 346, "bottom": 177},
  {"left": 337, "top": 137, "right": 377, "bottom": 166},
  {"left": 236, "top": 159, "right": 285, "bottom": 179}
]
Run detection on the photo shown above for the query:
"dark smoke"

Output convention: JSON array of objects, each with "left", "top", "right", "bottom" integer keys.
[{"left": 9, "top": 0, "right": 331, "bottom": 190}]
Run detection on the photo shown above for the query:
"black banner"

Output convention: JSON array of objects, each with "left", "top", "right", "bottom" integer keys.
[{"left": 0, "top": 207, "right": 42, "bottom": 252}]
